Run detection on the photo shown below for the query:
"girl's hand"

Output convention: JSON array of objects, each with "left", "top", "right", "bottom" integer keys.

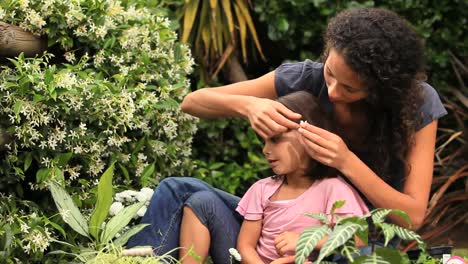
[
  {"left": 274, "top": 231, "right": 299, "bottom": 256},
  {"left": 246, "top": 98, "right": 301, "bottom": 139},
  {"left": 298, "top": 122, "right": 352, "bottom": 171}
]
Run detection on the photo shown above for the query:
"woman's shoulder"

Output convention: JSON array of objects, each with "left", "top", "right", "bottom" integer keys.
[
  {"left": 274, "top": 59, "right": 326, "bottom": 97},
  {"left": 416, "top": 82, "right": 448, "bottom": 130}
]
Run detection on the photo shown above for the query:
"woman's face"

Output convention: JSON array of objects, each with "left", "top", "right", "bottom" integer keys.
[
  {"left": 262, "top": 130, "right": 311, "bottom": 177},
  {"left": 324, "top": 49, "right": 368, "bottom": 104}
]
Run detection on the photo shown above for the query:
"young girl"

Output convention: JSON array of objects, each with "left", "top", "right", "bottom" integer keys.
[{"left": 236, "top": 91, "right": 368, "bottom": 264}]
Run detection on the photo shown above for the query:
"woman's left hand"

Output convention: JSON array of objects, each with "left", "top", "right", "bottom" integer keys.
[{"left": 298, "top": 122, "right": 352, "bottom": 171}]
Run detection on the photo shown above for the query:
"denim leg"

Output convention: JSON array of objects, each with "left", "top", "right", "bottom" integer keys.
[
  {"left": 126, "top": 177, "right": 241, "bottom": 259},
  {"left": 185, "top": 191, "right": 242, "bottom": 264}
]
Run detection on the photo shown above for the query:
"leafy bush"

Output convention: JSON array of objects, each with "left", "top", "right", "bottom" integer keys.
[
  {"left": 0, "top": 0, "right": 196, "bottom": 191},
  {"left": 295, "top": 200, "right": 426, "bottom": 264},
  {"left": 253, "top": 0, "right": 467, "bottom": 89},
  {"left": 0, "top": 0, "right": 195, "bottom": 261}
]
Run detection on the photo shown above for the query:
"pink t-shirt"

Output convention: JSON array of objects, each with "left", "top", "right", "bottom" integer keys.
[{"left": 236, "top": 176, "right": 369, "bottom": 263}]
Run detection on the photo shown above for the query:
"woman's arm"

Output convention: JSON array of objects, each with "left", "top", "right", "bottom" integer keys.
[
  {"left": 180, "top": 71, "right": 301, "bottom": 139},
  {"left": 237, "top": 219, "right": 264, "bottom": 264},
  {"left": 341, "top": 121, "right": 437, "bottom": 229},
  {"left": 298, "top": 120, "right": 438, "bottom": 229}
]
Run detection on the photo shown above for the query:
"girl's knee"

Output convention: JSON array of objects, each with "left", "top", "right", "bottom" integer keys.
[{"left": 186, "top": 191, "right": 218, "bottom": 210}]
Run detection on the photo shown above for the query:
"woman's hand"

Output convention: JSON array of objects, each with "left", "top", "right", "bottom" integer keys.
[
  {"left": 246, "top": 98, "right": 301, "bottom": 139},
  {"left": 298, "top": 122, "right": 352, "bottom": 171},
  {"left": 274, "top": 231, "right": 300, "bottom": 256}
]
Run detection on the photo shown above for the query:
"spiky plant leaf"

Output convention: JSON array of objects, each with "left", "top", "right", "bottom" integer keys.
[
  {"left": 316, "top": 223, "right": 361, "bottom": 263},
  {"left": 101, "top": 202, "right": 146, "bottom": 244},
  {"left": 295, "top": 225, "right": 330, "bottom": 264},
  {"left": 89, "top": 164, "right": 114, "bottom": 241},
  {"left": 330, "top": 200, "right": 346, "bottom": 216},
  {"left": 371, "top": 209, "right": 393, "bottom": 224},
  {"left": 377, "top": 223, "right": 396, "bottom": 247},
  {"left": 371, "top": 208, "right": 411, "bottom": 226},
  {"left": 353, "top": 253, "right": 391, "bottom": 264},
  {"left": 113, "top": 223, "right": 150, "bottom": 247},
  {"left": 392, "top": 224, "right": 425, "bottom": 249},
  {"left": 49, "top": 182, "right": 89, "bottom": 238},
  {"left": 304, "top": 213, "right": 328, "bottom": 224},
  {"left": 340, "top": 243, "right": 360, "bottom": 262}
]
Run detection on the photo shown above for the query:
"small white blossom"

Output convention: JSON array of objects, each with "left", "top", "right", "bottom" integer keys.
[
  {"left": 136, "top": 206, "right": 147, "bottom": 217},
  {"left": 229, "top": 248, "right": 242, "bottom": 262},
  {"left": 109, "top": 202, "right": 124, "bottom": 216}
]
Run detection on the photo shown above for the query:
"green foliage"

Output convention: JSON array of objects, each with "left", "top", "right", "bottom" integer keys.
[
  {"left": 49, "top": 165, "right": 148, "bottom": 261},
  {"left": 0, "top": 194, "right": 59, "bottom": 262},
  {"left": 295, "top": 201, "right": 427, "bottom": 264},
  {"left": 0, "top": 1, "right": 195, "bottom": 260},
  {"left": 0, "top": 0, "right": 197, "bottom": 192},
  {"left": 253, "top": 0, "right": 467, "bottom": 89}
]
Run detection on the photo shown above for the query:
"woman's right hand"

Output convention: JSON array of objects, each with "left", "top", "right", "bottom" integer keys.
[{"left": 245, "top": 98, "right": 301, "bottom": 139}]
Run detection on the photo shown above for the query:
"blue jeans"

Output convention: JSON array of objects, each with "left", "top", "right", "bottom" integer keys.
[{"left": 127, "top": 177, "right": 242, "bottom": 263}]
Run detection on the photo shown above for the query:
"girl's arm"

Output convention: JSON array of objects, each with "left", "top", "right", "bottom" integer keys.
[
  {"left": 237, "top": 219, "right": 264, "bottom": 264},
  {"left": 299, "top": 120, "right": 438, "bottom": 229},
  {"left": 180, "top": 71, "right": 300, "bottom": 139}
]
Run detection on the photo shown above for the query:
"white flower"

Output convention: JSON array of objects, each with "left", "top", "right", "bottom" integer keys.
[
  {"left": 109, "top": 202, "right": 124, "bottom": 216},
  {"left": 229, "top": 248, "right": 242, "bottom": 262},
  {"left": 20, "top": 223, "right": 30, "bottom": 234},
  {"left": 0, "top": 7, "right": 6, "bottom": 20},
  {"left": 136, "top": 206, "right": 147, "bottom": 217},
  {"left": 25, "top": 10, "right": 46, "bottom": 29},
  {"left": 140, "top": 187, "right": 154, "bottom": 200}
]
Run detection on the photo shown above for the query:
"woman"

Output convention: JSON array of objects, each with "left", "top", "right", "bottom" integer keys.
[{"left": 127, "top": 7, "right": 447, "bottom": 263}]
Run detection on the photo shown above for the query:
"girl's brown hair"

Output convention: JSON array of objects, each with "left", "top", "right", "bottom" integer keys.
[{"left": 276, "top": 91, "right": 338, "bottom": 180}]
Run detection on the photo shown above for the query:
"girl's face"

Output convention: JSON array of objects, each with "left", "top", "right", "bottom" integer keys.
[
  {"left": 262, "top": 130, "right": 311, "bottom": 177},
  {"left": 324, "top": 49, "right": 368, "bottom": 104}
]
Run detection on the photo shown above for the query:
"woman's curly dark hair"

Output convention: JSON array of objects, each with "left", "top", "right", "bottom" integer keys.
[{"left": 322, "top": 8, "right": 425, "bottom": 182}]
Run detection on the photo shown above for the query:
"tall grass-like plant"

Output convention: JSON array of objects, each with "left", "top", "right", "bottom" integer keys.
[
  {"left": 295, "top": 201, "right": 426, "bottom": 264},
  {"left": 48, "top": 164, "right": 148, "bottom": 262}
]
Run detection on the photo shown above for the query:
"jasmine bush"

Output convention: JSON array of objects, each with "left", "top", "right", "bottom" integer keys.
[
  {"left": 0, "top": 0, "right": 196, "bottom": 261},
  {"left": 0, "top": 0, "right": 196, "bottom": 189}
]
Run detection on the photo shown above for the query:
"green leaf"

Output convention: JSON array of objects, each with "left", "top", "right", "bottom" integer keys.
[
  {"left": 54, "top": 152, "right": 73, "bottom": 168},
  {"left": 304, "top": 212, "right": 328, "bottom": 224},
  {"left": 100, "top": 202, "right": 145, "bottom": 244},
  {"left": 354, "top": 252, "right": 391, "bottom": 264},
  {"left": 118, "top": 163, "right": 130, "bottom": 182},
  {"left": 131, "top": 137, "right": 146, "bottom": 155},
  {"left": 36, "top": 168, "right": 51, "bottom": 184},
  {"left": 371, "top": 209, "right": 393, "bottom": 224},
  {"left": 24, "top": 153, "right": 33, "bottom": 171},
  {"left": 374, "top": 247, "right": 405, "bottom": 263},
  {"left": 377, "top": 223, "right": 395, "bottom": 247},
  {"left": 330, "top": 200, "right": 346, "bottom": 216},
  {"left": 49, "top": 182, "right": 89, "bottom": 238},
  {"left": 113, "top": 223, "right": 149, "bottom": 247},
  {"left": 339, "top": 216, "right": 368, "bottom": 246},
  {"left": 0, "top": 224, "right": 13, "bottom": 252},
  {"left": 316, "top": 222, "right": 361, "bottom": 263},
  {"left": 13, "top": 100, "right": 24, "bottom": 116},
  {"left": 88, "top": 164, "right": 115, "bottom": 241},
  {"left": 295, "top": 225, "right": 330, "bottom": 264},
  {"left": 140, "top": 163, "right": 155, "bottom": 187},
  {"left": 392, "top": 224, "right": 425, "bottom": 249},
  {"left": 44, "top": 218, "right": 67, "bottom": 239}
]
